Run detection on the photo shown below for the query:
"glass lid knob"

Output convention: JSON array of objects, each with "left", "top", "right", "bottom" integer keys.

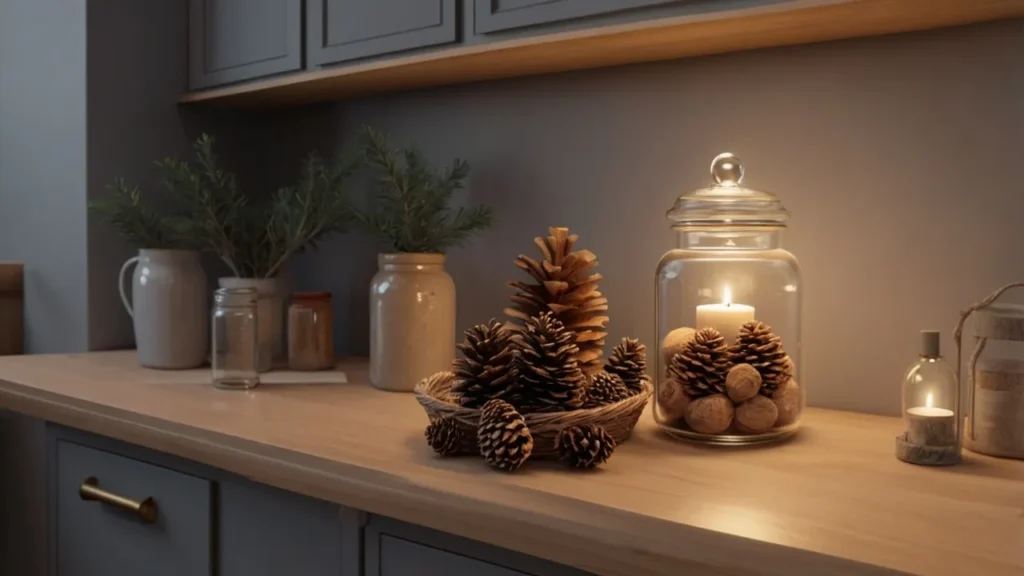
[{"left": 710, "top": 153, "right": 744, "bottom": 186}]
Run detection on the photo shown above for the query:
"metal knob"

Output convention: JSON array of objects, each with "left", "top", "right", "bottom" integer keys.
[
  {"left": 79, "top": 476, "right": 159, "bottom": 524},
  {"left": 710, "top": 152, "right": 744, "bottom": 186}
]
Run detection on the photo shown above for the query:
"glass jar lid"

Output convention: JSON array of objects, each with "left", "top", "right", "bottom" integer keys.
[{"left": 667, "top": 153, "right": 789, "bottom": 226}]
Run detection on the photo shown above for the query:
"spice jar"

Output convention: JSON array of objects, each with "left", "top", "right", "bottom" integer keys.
[
  {"left": 211, "top": 287, "right": 260, "bottom": 390},
  {"left": 288, "top": 292, "right": 335, "bottom": 371},
  {"left": 655, "top": 153, "right": 803, "bottom": 445}
]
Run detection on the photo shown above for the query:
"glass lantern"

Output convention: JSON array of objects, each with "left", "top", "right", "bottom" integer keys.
[
  {"left": 900, "top": 330, "right": 959, "bottom": 455},
  {"left": 655, "top": 153, "right": 802, "bottom": 445}
]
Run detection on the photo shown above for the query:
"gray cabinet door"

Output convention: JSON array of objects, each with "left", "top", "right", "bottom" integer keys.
[
  {"left": 189, "top": 0, "right": 303, "bottom": 89},
  {"left": 366, "top": 516, "right": 591, "bottom": 576},
  {"left": 474, "top": 0, "right": 689, "bottom": 33},
  {"left": 54, "top": 441, "right": 213, "bottom": 576},
  {"left": 307, "top": 0, "right": 458, "bottom": 66}
]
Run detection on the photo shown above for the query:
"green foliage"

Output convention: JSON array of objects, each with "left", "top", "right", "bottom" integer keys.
[
  {"left": 355, "top": 126, "right": 492, "bottom": 254},
  {"left": 161, "top": 134, "right": 358, "bottom": 278},
  {"left": 88, "top": 178, "right": 192, "bottom": 249}
]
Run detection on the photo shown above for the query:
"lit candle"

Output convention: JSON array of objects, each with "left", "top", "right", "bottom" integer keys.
[
  {"left": 906, "top": 393, "right": 956, "bottom": 447},
  {"left": 695, "top": 286, "right": 755, "bottom": 344}
]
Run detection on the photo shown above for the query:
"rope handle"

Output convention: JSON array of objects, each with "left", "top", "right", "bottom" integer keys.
[{"left": 953, "top": 281, "right": 1024, "bottom": 441}]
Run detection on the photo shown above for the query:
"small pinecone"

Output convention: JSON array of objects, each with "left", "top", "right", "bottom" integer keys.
[
  {"left": 477, "top": 399, "right": 533, "bottom": 471},
  {"left": 558, "top": 424, "right": 615, "bottom": 469},
  {"left": 728, "top": 321, "right": 793, "bottom": 396},
  {"left": 605, "top": 337, "right": 648, "bottom": 394},
  {"left": 513, "top": 312, "right": 586, "bottom": 412},
  {"left": 668, "top": 327, "right": 732, "bottom": 398},
  {"left": 583, "top": 372, "right": 632, "bottom": 408},
  {"left": 451, "top": 319, "right": 517, "bottom": 408},
  {"left": 424, "top": 417, "right": 464, "bottom": 457}
]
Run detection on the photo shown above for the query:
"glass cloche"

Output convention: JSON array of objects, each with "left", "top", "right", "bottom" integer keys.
[{"left": 655, "top": 153, "right": 802, "bottom": 445}]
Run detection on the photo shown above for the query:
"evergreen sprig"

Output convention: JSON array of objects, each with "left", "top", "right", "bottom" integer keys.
[
  {"left": 88, "top": 178, "right": 191, "bottom": 249},
  {"left": 356, "top": 126, "right": 492, "bottom": 253}
]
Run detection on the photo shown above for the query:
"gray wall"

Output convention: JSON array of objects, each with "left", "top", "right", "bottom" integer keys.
[{"left": 281, "top": 19, "right": 1024, "bottom": 417}]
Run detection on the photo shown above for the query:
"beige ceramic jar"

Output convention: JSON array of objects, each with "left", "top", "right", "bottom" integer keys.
[{"left": 370, "top": 253, "right": 455, "bottom": 392}]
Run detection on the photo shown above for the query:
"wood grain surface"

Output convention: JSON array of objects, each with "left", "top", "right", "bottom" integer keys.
[
  {"left": 0, "top": 351, "right": 1020, "bottom": 576},
  {"left": 179, "top": 0, "right": 1024, "bottom": 108}
]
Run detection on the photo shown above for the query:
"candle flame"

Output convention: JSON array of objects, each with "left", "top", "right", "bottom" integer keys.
[
  {"left": 926, "top": 393, "right": 934, "bottom": 408},
  {"left": 723, "top": 286, "right": 732, "bottom": 306}
]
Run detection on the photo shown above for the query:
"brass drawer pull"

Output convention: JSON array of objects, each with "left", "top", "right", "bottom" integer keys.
[{"left": 79, "top": 476, "right": 159, "bottom": 524}]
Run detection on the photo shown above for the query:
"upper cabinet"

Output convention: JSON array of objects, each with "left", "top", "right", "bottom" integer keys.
[
  {"left": 473, "top": 0, "right": 686, "bottom": 33},
  {"left": 189, "top": 0, "right": 303, "bottom": 89},
  {"left": 307, "top": 0, "right": 459, "bottom": 67}
]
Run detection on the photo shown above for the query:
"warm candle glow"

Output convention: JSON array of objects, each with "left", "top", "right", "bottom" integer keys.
[
  {"left": 926, "top": 393, "right": 933, "bottom": 408},
  {"left": 723, "top": 286, "right": 732, "bottom": 306}
]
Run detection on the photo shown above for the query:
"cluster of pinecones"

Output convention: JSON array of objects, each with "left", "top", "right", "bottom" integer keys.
[
  {"left": 424, "top": 312, "right": 648, "bottom": 471},
  {"left": 668, "top": 321, "right": 793, "bottom": 400}
]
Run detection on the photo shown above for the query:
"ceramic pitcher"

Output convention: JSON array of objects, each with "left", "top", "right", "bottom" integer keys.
[
  {"left": 218, "top": 276, "right": 287, "bottom": 373},
  {"left": 370, "top": 253, "right": 456, "bottom": 392},
  {"left": 119, "top": 249, "right": 208, "bottom": 369}
]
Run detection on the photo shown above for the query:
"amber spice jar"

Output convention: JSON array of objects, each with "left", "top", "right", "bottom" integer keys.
[{"left": 288, "top": 292, "right": 335, "bottom": 371}]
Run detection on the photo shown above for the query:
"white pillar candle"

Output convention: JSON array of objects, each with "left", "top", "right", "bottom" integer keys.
[
  {"left": 695, "top": 287, "right": 755, "bottom": 344},
  {"left": 906, "top": 394, "right": 956, "bottom": 447}
]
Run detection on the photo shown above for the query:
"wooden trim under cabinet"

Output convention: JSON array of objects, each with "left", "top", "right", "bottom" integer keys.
[{"left": 180, "top": 0, "right": 1024, "bottom": 108}]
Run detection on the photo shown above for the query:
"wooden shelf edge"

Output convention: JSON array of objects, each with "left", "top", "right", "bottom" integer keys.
[{"left": 180, "top": 0, "right": 1024, "bottom": 109}]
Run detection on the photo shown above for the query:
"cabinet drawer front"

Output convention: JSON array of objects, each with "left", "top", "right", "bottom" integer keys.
[
  {"left": 55, "top": 440, "right": 213, "bottom": 576},
  {"left": 308, "top": 0, "right": 458, "bottom": 66},
  {"left": 366, "top": 517, "right": 591, "bottom": 576},
  {"left": 189, "top": 0, "right": 303, "bottom": 89},
  {"left": 474, "top": 0, "right": 689, "bottom": 34}
]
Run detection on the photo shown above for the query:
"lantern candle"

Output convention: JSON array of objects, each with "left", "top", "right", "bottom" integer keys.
[
  {"left": 906, "top": 393, "right": 956, "bottom": 447},
  {"left": 695, "top": 286, "right": 755, "bottom": 344}
]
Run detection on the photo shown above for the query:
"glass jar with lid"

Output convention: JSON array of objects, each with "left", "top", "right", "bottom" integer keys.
[{"left": 655, "top": 153, "right": 802, "bottom": 445}]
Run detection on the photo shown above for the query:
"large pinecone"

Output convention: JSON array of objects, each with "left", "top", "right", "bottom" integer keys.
[
  {"left": 451, "top": 319, "right": 517, "bottom": 408},
  {"left": 668, "top": 327, "right": 732, "bottom": 398},
  {"left": 583, "top": 372, "right": 631, "bottom": 408},
  {"left": 424, "top": 416, "right": 464, "bottom": 457},
  {"left": 728, "top": 321, "right": 792, "bottom": 396},
  {"left": 478, "top": 399, "right": 533, "bottom": 471},
  {"left": 605, "top": 337, "right": 648, "bottom": 394},
  {"left": 504, "top": 227, "right": 608, "bottom": 375},
  {"left": 558, "top": 424, "right": 615, "bottom": 469},
  {"left": 513, "top": 312, "right": 586, "bottom": 412}
]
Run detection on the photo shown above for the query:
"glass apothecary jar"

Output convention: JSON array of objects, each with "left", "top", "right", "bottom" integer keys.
[
  {"left": 655, "top": 153, "right": 802, "bottom": 445},
  {"left": 212, "top": 287, "right": 260, "bottom": 390}
]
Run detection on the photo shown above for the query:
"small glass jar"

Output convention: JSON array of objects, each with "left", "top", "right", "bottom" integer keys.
[
  {"left": 288, "top": 292, "right": 335, "bottom": 371},
  {"left": 655, "top": 153, "right": 802, "bottom": 445},
  {"left": 901, "top": 331, "right": 959, "bottom": 450},
  {"left": 211, "top": 287, "right": 260, "bottom": 390}
]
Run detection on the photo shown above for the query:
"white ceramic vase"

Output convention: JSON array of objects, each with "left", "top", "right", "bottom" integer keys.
[
  {"left": 119, "top": 249, "right": 208, "bottom": 369},
  {"left": 218, "top": 276, "right": 287, "bottom": 373},
  {"left": 370, "top": 253, "right": 455, "bottom": 392}
]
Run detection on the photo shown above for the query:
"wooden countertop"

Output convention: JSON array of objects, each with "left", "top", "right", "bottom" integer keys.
[{"left": 0, "top": 352, "right": 1020, "bottom": 576}]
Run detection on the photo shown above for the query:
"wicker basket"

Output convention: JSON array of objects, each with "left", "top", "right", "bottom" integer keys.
[{"left": 415, "top": 371, "right": 652, "bottom": 459}]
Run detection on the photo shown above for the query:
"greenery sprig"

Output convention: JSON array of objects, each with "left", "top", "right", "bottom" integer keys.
[
  {"left": 88, "top": 178, "right": 192, "bottom": 249},
  {"left": 355, "top": 126, "right": 492, "bottom": 254}
]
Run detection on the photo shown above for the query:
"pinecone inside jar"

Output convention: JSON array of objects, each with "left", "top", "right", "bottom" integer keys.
[
  {"left": 668, "top": 327, "right": 732, "bottom": 398},
  {"left": 513, "top": 312, "right": 586, "bottom": 412},
  {"left": 583, "top": 371, "right": 631, "bottom": 408},
  {"left": 477, "top": 399, "right": 533, "bottom": 471},
  {"left": 728, "top": 321, "right": 792, "bottom": 396},
  {"left": 451, "top": 319, "right": 517, "bottom": 408},
  {"left": 605, "top": 337, "right": 648, "bottom": 395}
]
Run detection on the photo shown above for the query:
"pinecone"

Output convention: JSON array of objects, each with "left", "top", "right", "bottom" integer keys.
[
  {"left": 728, "top": 321, "right": 792, "bottom": 396},
  {"left": 477, "top": 399, "right": 533, "bottom": 471},
  {"left": 424, "top": 417, "right": 464, "bottom": 456},
  {"left": 668, "top": 327, "right": 732, "bottom": 398},
  {"left": 605, "top": 337, "right": 648, "bottom": 394},
  {"left": 504, "top": 227, "right": 608, "bottom": 375},
  {"left": 558, "top": 424, "right": 615, "bottom": 469},
  {"left": 513, "top": 312, "right": 586, "bottom": 412},
  {"left": 583, "top": 372, "right": 632, "bottom": 408},
  {"left": 451, "top": 319, "right": 517, "bottom": 408}
]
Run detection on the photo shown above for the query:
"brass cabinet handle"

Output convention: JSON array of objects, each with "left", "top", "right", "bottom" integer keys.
[{"left": 78, "top": 476, "right": 159, "bottom": 524}]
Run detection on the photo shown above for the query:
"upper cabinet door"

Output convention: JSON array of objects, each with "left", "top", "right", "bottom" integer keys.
[
  {"left": 189, "top": 0, "right": 303, "bottom": 89},
  {"left": 474, "top": 0, "right": 687, "bottom": 34},
  {"left": 308, "top": 0, "right": 458, "bottom": 67}
]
